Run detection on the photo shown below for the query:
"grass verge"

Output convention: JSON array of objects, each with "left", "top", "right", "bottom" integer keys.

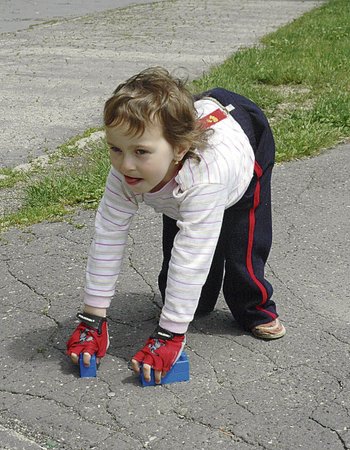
[
  {"left": 193, "top": 0, "right": 350, "bottom": 161},
  {"left": 1, "top": 0, "right": 349, "bottom": 231},
  {"left": 0, "top": 136, "right": 109, "bottom": 230}
]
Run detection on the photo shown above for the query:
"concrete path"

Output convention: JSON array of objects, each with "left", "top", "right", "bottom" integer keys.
[
  {"left": 1, "top": 0, "right": 322, "bottom": 168},
  {"left": 2, "top": 1, "right": 350, "bottom": 450}
]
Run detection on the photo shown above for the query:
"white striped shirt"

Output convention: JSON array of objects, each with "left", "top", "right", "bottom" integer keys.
[{"left": 84, "top": 98, "right": 255, "bottom": 333}]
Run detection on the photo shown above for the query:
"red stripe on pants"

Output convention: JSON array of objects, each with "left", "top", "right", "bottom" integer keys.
[{"left": 246, "top": 161, "right": 276, "bottom": 320}]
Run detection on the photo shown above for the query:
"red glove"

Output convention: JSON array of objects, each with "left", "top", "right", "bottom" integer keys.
[
  {"left": 66, "top": 313, "right": 109, "bottom": 359},
  {"left": 132, "top": 326, "right": 185, "bottom": 373}
]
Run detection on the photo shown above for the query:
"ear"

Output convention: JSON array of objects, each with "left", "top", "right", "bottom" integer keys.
[{"left": 174, "top": 146, "right": 189, "bottom": 162}]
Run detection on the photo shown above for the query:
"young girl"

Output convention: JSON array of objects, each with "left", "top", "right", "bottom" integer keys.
[{"left": 66, "top": 67, "right": 286, "bottom": 384}]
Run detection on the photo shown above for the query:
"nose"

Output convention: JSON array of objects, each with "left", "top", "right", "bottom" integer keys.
[{"left": 119, "top": 154, "right": 135, "bottom": 173}]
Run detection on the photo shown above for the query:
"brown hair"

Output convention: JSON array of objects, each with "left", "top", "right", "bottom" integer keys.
[{"left": 104, "top": 67, "right": 209, "bottom": 161}]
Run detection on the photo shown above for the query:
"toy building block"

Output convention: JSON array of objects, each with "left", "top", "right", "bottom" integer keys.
[
  {"left": 79, "top": 353, "right": 97, "bottom": 378},
  {"left": 140, "top": 351, "right": 189, "bottom": 387}
]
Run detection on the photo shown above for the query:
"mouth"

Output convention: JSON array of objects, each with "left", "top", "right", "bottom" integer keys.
[{"left": 124, "top": 175, "right": 142, "bottom": 186}]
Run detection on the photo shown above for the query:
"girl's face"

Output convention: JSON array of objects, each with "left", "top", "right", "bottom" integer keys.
[{"left": 106, "top": 122, "right": 182, "bottom": 194}]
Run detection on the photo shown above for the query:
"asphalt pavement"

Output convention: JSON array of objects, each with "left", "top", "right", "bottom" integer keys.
[{"left": 2, "top": 1, "right": 350, "bottom": 449}]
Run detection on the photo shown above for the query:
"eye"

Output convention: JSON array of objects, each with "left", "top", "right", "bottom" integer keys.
[
  {"left": 135, "top": 148, "right": 148, "bottom": 156},
  {"left": 109, "top": 146, "right": 122, "bottom": 153}
]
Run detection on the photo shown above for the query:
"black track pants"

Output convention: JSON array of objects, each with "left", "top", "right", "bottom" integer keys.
[{"left": 158, "top": 88, "right": 279, "bottom": 329}]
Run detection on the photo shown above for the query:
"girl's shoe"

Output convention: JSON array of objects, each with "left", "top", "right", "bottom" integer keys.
[{"left": 251, "top": 318, "right": 286, "bottom": 340}]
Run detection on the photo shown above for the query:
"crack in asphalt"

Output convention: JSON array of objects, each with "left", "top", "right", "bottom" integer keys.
[
  {"left": 171, "top": 408, "right": 266, "bottom": 449},
  {"left": 5, "top": 263, "right": 61, "bottom": 327},
  {"left": 192, "top": 323, "right": 281, "bottom": 368},
  {"left": 0, "top": 388, "right": 74, "bottom": 411},
  {"left": 127, "top": 231, "right": 162, "bottom": 312},
  {"left": 184, "top": 344, "right": 222, "bottom": 387},
  {"left": 1, "top": 388, "right": 144, "bottom": 449},
  {"left": 309, "top": 416, "right": 348, "bottom": 450},
  {"left": 266, "top": 260, "right": 332, "bottom": 321},
  {"left": 324, "top": 330, "right": 350, "bottom": 347},
  {"left": 56, "top": 231, "right": 88, "bottom": 246}
]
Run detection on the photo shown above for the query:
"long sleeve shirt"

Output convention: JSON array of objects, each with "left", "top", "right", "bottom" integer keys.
[{"left": 84, "top": 98, "right": 255, "bottom": 334}]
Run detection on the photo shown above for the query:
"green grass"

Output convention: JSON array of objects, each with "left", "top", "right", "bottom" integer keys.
[
  {"left": 0, "top": 126, "right": 102, "bottom": 190},
  {"left": 0, "top": 167, "right": 29, "bottom": 189},
  {"left": 0, "top": 141, "right": 110, "bottom": 230},
  {"left": 193, "top": 0, "right": 350, "bottom": 161},
  {"left": 1, "top": 0, "right": 349, "bottom": 231}
]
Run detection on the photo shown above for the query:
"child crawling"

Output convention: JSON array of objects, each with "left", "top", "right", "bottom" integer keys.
[{"left": 67, "top": 67, "right": 285, "bottom": 383}]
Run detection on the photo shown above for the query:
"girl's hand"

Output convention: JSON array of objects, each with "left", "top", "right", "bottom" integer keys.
[
  {"left": 131, "top": 326, "right": 185, "bottom": 384},
  {"left": 66, "top": 312, "right": 109, "bottom": 367}
]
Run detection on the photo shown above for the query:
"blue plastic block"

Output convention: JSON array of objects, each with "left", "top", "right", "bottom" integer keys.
[
  {"left": 79, "top": 353, "right": 97, "bottom": 378},
  {"left": 140, "top": 351, "right": 189, "bottom": 387}
]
